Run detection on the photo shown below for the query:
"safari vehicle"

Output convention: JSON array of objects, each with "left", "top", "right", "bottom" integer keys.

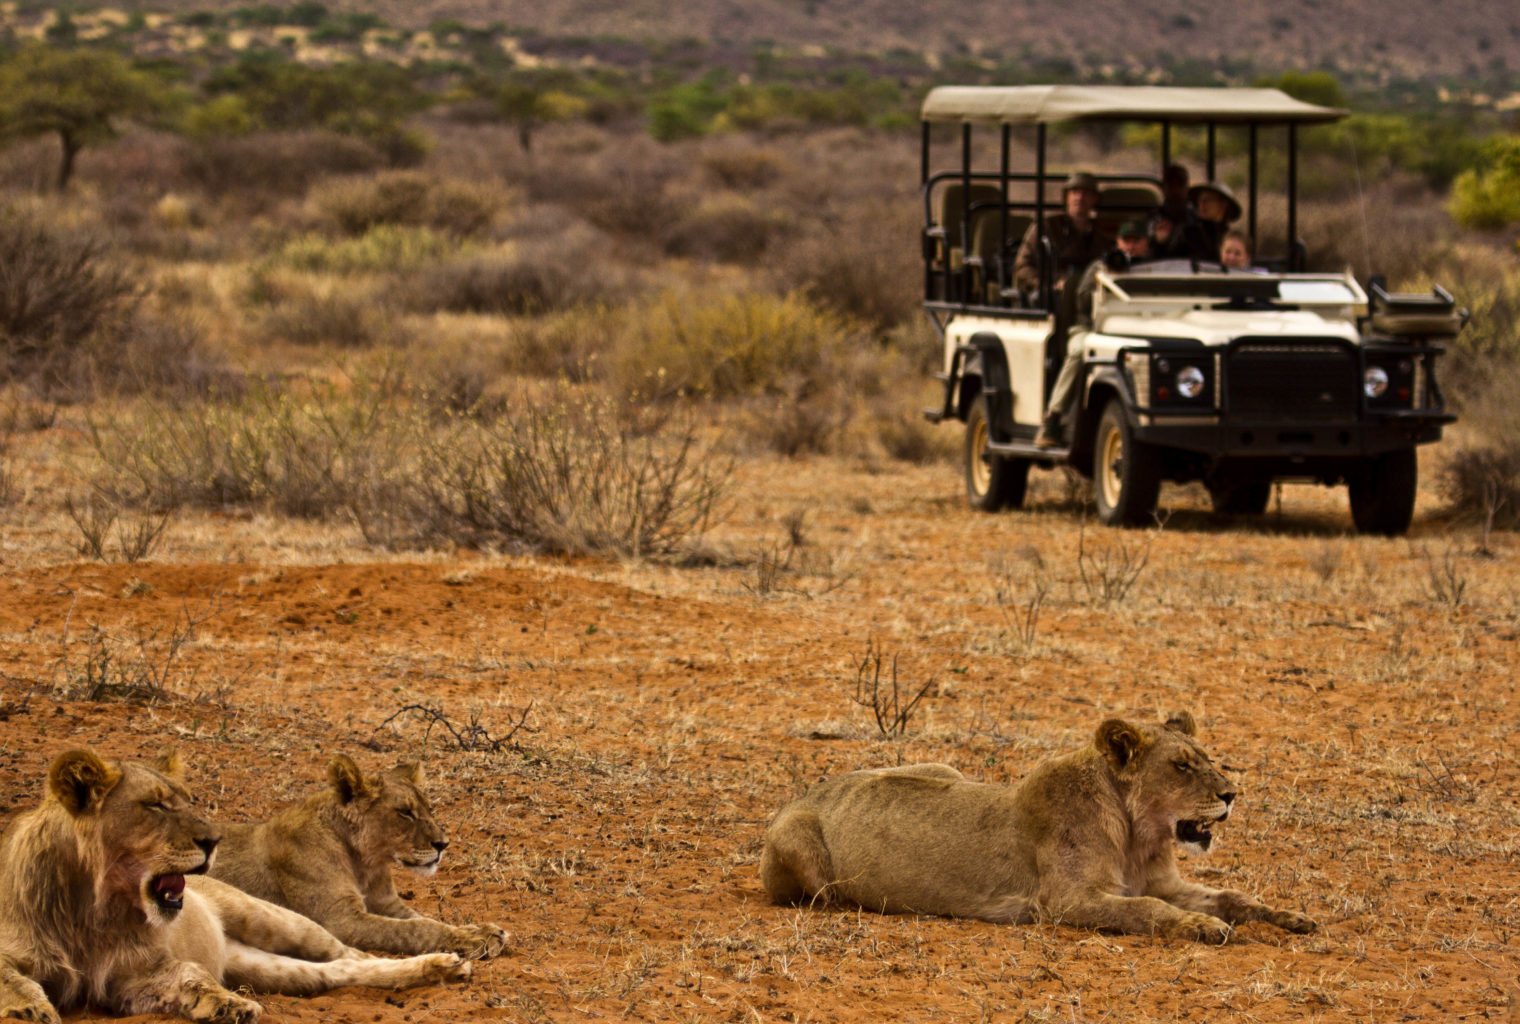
[{"left": 919, "top": 85, "right": 1462, "bottom": 533}]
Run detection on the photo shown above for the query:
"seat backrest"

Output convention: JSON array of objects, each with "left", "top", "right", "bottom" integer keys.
[
  {"left": 969, "top": 209, "right": 1033, "bottom": 265},
  {"left": 937, "top": 182, "right": 1004, "bottom": 256},
  {"left": 1096, "top": 184, "right": 1162, "bottom": 236}
]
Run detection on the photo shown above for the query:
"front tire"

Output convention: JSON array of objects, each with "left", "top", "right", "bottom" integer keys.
[
  {"left": 1349, "top": 448, "right": 1418, "bottom": 536},
  {"left": 1093, "top": 399, "right": 1161, "bottom": 527},
  {"left": 964, "top": 397, "right": 1030, "bottom": 512}
]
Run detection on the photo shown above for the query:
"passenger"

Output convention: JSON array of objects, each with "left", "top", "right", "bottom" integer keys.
[
  {"left": 1034, "top": 221, "right": 1151, "bottom": 449},
  {"left": 1012, "top": 171, "right": 1112, "bottom": 297},
  {"left": 1158, "top": 163, "right": 1192, "bottom": 220},
  {"left": 1148, "top": 208, "right": 1186, "bottom": 259},
  {"left": 1219, "top": 229, "right": 1254, "bottom": 269},
  {"left": 1185, "top": 181, "right": 1242, "bottom": 261}
]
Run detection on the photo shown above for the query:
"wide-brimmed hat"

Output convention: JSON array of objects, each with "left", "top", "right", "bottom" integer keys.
[
  {"left": 1188, "top": 181, "right": 1242, "bottom": 222},
  {"left": 1062, "top": 171, "right": 1099, "bottom": 195}
]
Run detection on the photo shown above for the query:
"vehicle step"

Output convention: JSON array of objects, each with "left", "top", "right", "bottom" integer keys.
[{"left": 987, "top": 439, "right": 1071, "bottom": 465}]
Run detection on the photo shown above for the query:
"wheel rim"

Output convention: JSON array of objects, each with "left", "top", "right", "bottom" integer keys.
[
  {"left": 969, "top": 414, "right": 991, "bottom": 495},
  {"left": 1098, "top": 421, "right": 1125, "bottom": 509}
]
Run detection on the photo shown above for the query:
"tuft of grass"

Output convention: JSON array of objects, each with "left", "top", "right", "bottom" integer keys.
[{"left": 274, "top": 224, "right": 458, "bottom": 273}]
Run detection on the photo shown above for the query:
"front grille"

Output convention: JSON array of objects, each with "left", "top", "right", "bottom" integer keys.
[{"left": 1226, "top": 339, "right": 1358, "bottom": 421}]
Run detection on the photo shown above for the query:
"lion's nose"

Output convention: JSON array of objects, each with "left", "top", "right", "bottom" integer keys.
[
  {"left": 197, "top": 836, "right": 219, "bottom": 857},
  {"left": 1220, "top": 790, "right": 1236, "bottom": 807},
  {"left": 433, "top": 839, "right": 449, "bottom": 854}
]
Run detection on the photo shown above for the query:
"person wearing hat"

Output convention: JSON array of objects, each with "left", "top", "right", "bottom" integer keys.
[
  {"left": 1034, "top": 220, "right": 1151, "bottom": 449},
  {"left": 1012, "top": 170, "right": 1113, "bottom": 295},
  {"left": 1185, "top": 180, "right": 1242, "bottom": 261}
]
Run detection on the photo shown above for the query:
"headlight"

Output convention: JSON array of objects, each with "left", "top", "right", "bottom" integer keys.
[
  {"left": 1176, "top": 365, "right": 1206, "bottom": 399},
  {"left": 1364, "top": 366, "right": 1389, "bottom": 398}
]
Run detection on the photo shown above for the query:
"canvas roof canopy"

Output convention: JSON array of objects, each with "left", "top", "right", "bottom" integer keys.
[{"left": 920, "top": 85, "right": 1346, "bottom": 126}]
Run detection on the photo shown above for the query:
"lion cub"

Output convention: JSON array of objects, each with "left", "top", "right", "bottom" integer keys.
[
  {"left": 761, "top": 713, "right": 1317, "bottom": 943},
  {"left": 0, "top": 749, "right": 469, "bottom": 1024},
  {"left": 209, "top": 755, "right": 507, "bottom": 959}
]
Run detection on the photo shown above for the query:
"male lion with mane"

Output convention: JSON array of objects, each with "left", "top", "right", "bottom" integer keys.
[
  {"left": 0, "top": 749, "right": 470, "bottom": 1024},
  {"left": 209, "top": 755, "right": 507, "bottom": 958},
  {"left": 760, "top": 712, "right": 1316, "bottom": 943}
]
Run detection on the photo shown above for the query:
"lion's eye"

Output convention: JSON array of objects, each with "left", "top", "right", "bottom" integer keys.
[
  {"left": 1174, "top": 762, "right": 1193, "bottom": 774},
  {"left": 396, "top": 808, "right": 416, "bottom": 821}
]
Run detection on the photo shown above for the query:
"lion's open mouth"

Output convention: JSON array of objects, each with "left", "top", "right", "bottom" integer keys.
[
  {"left": 1176, "top": 819, "right": 1214, "bottom": 850},
  {"left": 149, "top": 856, "right": 210, "bottom": 913},
  {"left": 149, "top": 873, "right": 187, "bottom": 912}
]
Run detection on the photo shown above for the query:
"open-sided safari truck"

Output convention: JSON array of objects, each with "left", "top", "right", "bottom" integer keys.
[{"left": 920, "top": 85, "right": 1462, "bottom": 533}]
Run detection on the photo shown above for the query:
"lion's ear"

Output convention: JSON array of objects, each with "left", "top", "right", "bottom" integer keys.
[
  {"left": 152, "top": 747, "right": 185, "bottom": 781},
  {"left": 394, "top": 761, "right": 425, "bottom": 788},
  {"left": 327, "top": 755, "right": 370, "bottom": 804},
  {"left": 1096, "top": 719, "right": 1145, "bottom": 769},
  {"left": 1164, "top": 711, "right": 1197, "bottom": 736},
  {"left": 48, "top": 750, "right": 122, "bottom": 815}
]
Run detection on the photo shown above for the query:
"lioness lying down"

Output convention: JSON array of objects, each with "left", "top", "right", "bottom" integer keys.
[
  {"left": 0, "top": 749, "right": 469, "bottom": 1024},
  {"left": 209, "top": 756, "right": 507, "bottom": 959},
  {"left": 761, "top": 713, "right": 1316, "bottom": 943}
]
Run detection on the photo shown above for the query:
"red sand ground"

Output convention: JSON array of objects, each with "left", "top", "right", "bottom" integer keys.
[{"left": 1, "top": 459, "right": 1517, "bottom": 1023}]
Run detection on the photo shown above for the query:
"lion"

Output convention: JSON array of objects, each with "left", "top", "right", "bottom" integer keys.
[
  {"left": 208, "top": 755, "right": 507, "bottom": 959},
  {"left": 0, "top": 749, "right": 470, "bottom": 1024},
  {"left": 759, "top": 712, "right": 1317, "bottom": 943}
]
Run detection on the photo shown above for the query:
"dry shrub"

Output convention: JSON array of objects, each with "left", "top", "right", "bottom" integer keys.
[
  {"left": 608, "top": 290, "right": 860, "bottom": 403},
  {"left": 701, "top": 146, "right": 789, "bottom": 190},
  {"left": 1438, "top": 360, "right": 1520, "bottom": 529},
  {"left": 93, "top": 316, "right": 244, "bottom": 400},
  {"left": 258, "top": 284, "right": 407, "bottom": 349},
  {"left": 507, "top": 307, "right": 622, "bottom": 382},
  {"left": 1260, "top": 182, "right": 1455, "bottom": 284},
  {"left": 182, "top": 130, "right": 383, "bottom": 197},
  {"left": 402, "top": 225, "right": 632, "bottom": 316},
  {"left": 772, "top": 197, "right": 922, "bottom": 333},
  {"left": 88, "top": 372, "right": 406, "bottom": 518},
  {"left": 367, "top": 388, "right": 731, "bottom": 557},
  {"left": 660, "top": 194, "right": 792, "bottom": 265},
  {"left": 521, "top": 134, "right": 686, "bottom": 241},
  {"left": 311, "top": 170, "right": 508, "bottom": 238},
  {"left": 88, "top": 374, "right": 731, "bottom": 559},
  {"left": 0, "top": 207, "right": 139, "bottom": 396}
]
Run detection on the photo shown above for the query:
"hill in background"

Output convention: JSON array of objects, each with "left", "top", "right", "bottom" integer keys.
[{"left": 97, "top": 0, "right": 1520, "bottom": 91}]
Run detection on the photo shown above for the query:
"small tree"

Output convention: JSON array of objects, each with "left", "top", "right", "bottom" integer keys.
[{"left": 0, "top": 45, "right": 169, "bottom": 191}]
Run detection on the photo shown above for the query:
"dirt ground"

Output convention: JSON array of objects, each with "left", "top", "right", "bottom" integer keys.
[{"left": 1, "top": 450, "right": 1517, "bottom": 1024}]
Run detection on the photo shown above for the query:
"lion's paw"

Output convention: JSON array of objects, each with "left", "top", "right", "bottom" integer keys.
[
  {"left": 1172, "top": 912, "right": 1232, "bottom": 944},
  {"left": 420, "top": 953, "right": 472, "bottom": 984},
  {"left": 1267, "top": 909, "right": 1318, "bottom": 934},
  {"left": 450, "top": 923, "right": 510, "bottom": 959},
  {"left": 0, "top": 996, "right": 61, "bottom": 1024},
  {"left": 192, "top": 989, "right": 261, "bottom": 1024}
]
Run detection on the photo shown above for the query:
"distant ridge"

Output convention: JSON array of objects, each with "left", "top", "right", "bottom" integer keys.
[{"left": 58, "top": 0, "right": 1520, "bottom": 89}]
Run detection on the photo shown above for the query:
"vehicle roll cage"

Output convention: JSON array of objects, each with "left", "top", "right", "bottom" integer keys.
[{"left": 919, "top": 85, "right": 1346, "bottom": 321}]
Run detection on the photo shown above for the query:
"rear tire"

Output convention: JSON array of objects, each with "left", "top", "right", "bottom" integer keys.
[
  {"left": 1093, "top": 399, "right": 1161, "bottom": 527},
  {"left": 1208, "top": 480, "right": 1273, "bottom": 516},
  {"left": 1349, "top": 449, "right": 1418, "bottom": 536},
  {"left": 964, "top": 397, "right": 1030, "bottom": 512}
]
